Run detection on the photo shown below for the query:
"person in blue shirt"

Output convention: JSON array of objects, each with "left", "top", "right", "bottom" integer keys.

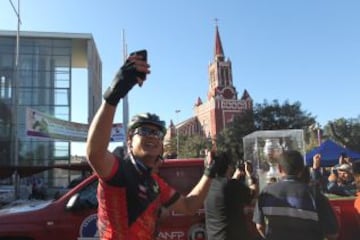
[{"left": 253, "top": 150, "right": 339, "bottom": 240}]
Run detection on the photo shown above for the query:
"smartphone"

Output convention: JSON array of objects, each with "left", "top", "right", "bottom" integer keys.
[
  {"left": 130, "top": 49, "right": 147, "bottom": 61},
  {"left": 129, "top": 49, "right": 147, "bottom": 86}
]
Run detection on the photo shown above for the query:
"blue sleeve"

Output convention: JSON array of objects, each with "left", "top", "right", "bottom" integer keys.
[{"left": 327, "top": 181, "right": 348, "bottom": 196}]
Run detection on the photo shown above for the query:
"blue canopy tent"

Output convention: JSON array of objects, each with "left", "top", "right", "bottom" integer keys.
[{"left": 306, "top": 139, "right": 360, "bottom": 167}]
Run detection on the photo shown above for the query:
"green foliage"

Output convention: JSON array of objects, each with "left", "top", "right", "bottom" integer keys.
[
  {"left": 254, "top": 100, "right": 316, "bottom": 130},
  {"left": 216, "top": 110, "right": 256, "bottom": 161},
  {"left": 324, "top": 117, "right": 360, "bottom": 152},
  {"left": 165, "top": 133, "right": 211, "bottom": 159},
  {"left": 216, "top": 100, "right": 317, "bottom": 159},
  {"left": 178, "top": 134, "right": 210, "bottom": 158},
  {"left": 164, "top": 137, "right": 177, "bottom": 159}
]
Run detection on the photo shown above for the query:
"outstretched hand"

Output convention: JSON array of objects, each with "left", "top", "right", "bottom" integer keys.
[
  {"left": 103, "top": 51, "right": 150, "bottom": 106},
  {"left": 313, "top": 154, "right": 321, "bottom": 169}
]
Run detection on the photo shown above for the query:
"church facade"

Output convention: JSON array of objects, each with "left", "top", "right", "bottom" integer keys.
[{"left": 164, "top": 25, "right": 253, "bottom": 153}]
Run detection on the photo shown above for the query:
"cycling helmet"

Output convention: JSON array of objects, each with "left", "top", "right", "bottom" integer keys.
[{"left": 128, "top": 113, "right": 167, "bottom": 135}]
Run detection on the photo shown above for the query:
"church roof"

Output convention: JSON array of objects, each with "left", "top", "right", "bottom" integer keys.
[
  {"left": 176, "top": 116, "right": 198, "bottom": 129},
  {"left": 195, "top": 97, "right": 203, "bottom": 106},
  {"left": 214, "top": 25, "right": 224, "bottom": 60},
  {"left": 240, "top": 89, "right": 252, "bottom": 100}
]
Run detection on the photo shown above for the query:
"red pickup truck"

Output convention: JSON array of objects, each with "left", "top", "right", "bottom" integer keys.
[{"left": 0, "top": 158, "right": 358, "bottom": 240}]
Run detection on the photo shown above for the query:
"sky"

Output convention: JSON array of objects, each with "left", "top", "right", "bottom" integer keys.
[{"left": 1, "top": 0, "right": 360, "bottom": 156}]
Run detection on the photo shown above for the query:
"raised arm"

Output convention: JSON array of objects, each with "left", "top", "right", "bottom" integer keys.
[
  {"left": 86, "top": 102, "right": 117, "bottom": 177},
  {"left": 168, "top": 150, "right": 218, "bottom": 215},
  {"left": 86, "top": 52, "right": 150, "bottom": 178}
]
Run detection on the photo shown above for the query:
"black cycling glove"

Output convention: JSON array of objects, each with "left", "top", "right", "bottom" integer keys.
[{"left": 103, "top": 60, "right": 143, "bottom": 106}]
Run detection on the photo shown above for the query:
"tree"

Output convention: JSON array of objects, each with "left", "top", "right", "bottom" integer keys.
[
  {"left": 216, "top": 110, "right": 256, "bottom": 161},
  {"left": 216, "top": 100, "right": 317, "bottom": 160},
  {"left": 253, "top": 100, "right": 317, "bottom": 150},
  {"left": 178, "top": 134, "right": 210, "bottom": 158},
  {"left": 323, "top": 117, "right": 360, "bottom": 152},
  {"left": 253, "top": 100, "right": 316, "bottom": 131},
  {"left": 164, "top": 137, "right": 178, "bottom": 159},
  {"left": 164, "top": 134, "right": 211, "bottom": 159}
]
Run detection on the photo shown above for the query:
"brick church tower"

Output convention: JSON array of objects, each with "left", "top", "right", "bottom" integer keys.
[{"left": 165, "top": 24, "right": 253, "bottom": 147}]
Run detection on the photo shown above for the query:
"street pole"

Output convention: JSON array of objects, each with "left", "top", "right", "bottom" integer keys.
[
  {"left": 175, "top": 110, "right": 181, "bottom": 157},
  {"left": 309, "top": 123, "right": 321, "bottom": 147},
  {"left": 316, "top": 123, "right": 321, "bottom": 146},
  {"left": 122, "top": 29, "right": 128, "bottom": 153},
  {"left": 9, "top": 0, "right": 21, "bottom": 199}
]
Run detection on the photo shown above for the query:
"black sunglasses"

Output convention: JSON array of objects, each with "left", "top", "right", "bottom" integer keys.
[{"left": 133, "top": 126, "right": 165, "bottom": 139}]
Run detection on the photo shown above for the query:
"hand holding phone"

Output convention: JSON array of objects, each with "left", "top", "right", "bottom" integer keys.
[{"left": 103, "top": 49, "right": 148, "bottom": 105}]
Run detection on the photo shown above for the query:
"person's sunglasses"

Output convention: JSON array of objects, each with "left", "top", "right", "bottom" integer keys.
[{"left": 133, "top": 126, "right": 165, "bottom": 139}]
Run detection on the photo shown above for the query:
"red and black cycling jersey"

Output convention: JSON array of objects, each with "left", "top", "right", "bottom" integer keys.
[{"left": 97, "top": 156, "right": 180, "bottom": 240}]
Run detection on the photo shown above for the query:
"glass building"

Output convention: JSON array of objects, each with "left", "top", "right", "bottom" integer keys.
[{"left": 0, "top": 31, "right": 102, "bottom": 178}]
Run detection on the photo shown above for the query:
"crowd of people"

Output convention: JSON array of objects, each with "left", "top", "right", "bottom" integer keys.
[
  {"left": 85, "top": 50, "right": 359, "bottom": 240},
  {"left": 310, "top": 153, "right": 357, "bottom": 196},
  {"left": 253, "top": 151, "right": 340, "bottom": 240}
]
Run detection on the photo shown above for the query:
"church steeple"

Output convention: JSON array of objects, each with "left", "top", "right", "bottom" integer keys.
[
  {"left": 214, "top": 22, "right": 224, "bottom": 61},
  {"left": 166, "top": 23, "right": 253, "bottom": 148},
  {"left": 208, "top": 23, "right": 236, "bottom": 101}
]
